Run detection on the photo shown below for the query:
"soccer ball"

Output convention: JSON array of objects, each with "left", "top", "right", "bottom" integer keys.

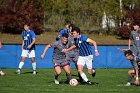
[{"left": 69, "top": 79, "right": 78, "bottom": 86}]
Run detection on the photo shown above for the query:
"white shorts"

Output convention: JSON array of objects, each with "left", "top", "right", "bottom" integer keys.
[
  {"left": 77, "top": 55, "right": 93, "bottom": 69},
  {"left": 21, "top": 50, "right": 35, "bottom": 58}
]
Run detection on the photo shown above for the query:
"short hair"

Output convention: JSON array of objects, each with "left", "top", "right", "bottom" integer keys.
[
  {"left": 71, "top": 26, "right": 80, "bottom": 34},
  {"left": 25, "top": 22, "right": 30, "bottom": 26},
  {"left": 61, "top": 33, "right": 69, "bottom": 38},
  {"left": 124, "top": 50, "right": 132, "bottom": 56},
  {"left": 65, "top": 20, "right": 71, "bottom": 25},
  {"left": 133, "top": 20, "right": 140, "bottom": 26},
  {"left": 68, "top": 24, "right": 75, "bottom": 29}
]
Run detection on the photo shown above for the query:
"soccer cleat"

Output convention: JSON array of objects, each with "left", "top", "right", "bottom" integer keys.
[
  {"left": 33, "top": 71, "right": 36, "bottom": 75},
  {"left": 86, "top": 81, "right": 92, "bottom": 85},
  {"left": 16, "top": 69, "right": 21, "bottom": 74},
  {"left": 92, "top": 69, "right": 96, "bottom": 77},
  {"left": 54, "top": 79, "right": 59, "bottom": 84},
  {"left": 0, "top": 71, "right": 5, "bottom": 76},
  {"left": 125, "top": 82, "right": 131, "bottom": 86}
]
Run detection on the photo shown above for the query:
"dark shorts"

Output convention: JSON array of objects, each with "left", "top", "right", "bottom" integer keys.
[{"left": 53, "top": 59, "right": 69, "bottom": 68}]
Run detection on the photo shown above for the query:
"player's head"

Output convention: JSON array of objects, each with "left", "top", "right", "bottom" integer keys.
[
  {"left": 133, "top": 20, "right": 140, "bottom": 30},
  {"left": 124, "top": 50, "right": 134, "bottom": 60},
  {"left": 65, "top": 20, "right": 71, "bottom": 29},
  {"left": 71, "top": 26, "right": 80, "bottom": 38},
  {"left": 61, "top": 33, "right": 69, "bottom": 44},
  {"left": 68, "top": 24, "right": 75, "bottom": 33},
  {"left": 24, "top": 22, "right": 30, "bottom": 31}
]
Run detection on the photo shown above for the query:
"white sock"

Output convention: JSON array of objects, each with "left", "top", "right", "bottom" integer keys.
[
  {"left": 32, "top": 62, "right": 36, "bottom": 71},
  {"left": 80, "top": 72, "right": 88, "bottom": 82},
  {"left": 18, "top": 62, "right": 24, "bottom": 69}
]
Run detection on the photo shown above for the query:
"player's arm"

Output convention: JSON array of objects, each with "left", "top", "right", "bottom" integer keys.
[
  {"left": 28, "top": 38, "right": 35, "bottom": 49},
  {"left": 41, "top": 44, "right": 51, "bottom": 59},
  {"left": 86, "top": 38, "right": 99, "bottom": 56},
  {"left": 0, "top": 41, "right": 2, "bottom": 48},
  {"left": 134, "top": 69, "right": 139, "bottom": 85},
  {"left": 63, "top": 44, "right": 76, "bottom": 53},
  {"left": 128, "top": 39, "right": 131, "bottom": 50},
  {"left": 22, "top": 40, "right": 24, "bottom": 50}
]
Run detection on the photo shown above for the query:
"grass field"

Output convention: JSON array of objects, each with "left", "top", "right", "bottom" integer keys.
[{"left": 0, "top": 69, "right": 140, "bottom": 93}]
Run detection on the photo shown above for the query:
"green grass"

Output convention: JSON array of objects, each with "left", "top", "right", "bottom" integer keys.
[
  {"left": 0, "top": 32, "right": 128, "bottom": 45},
  {"left": 0, "top": 69, "right": 140, "bottom": 93}
]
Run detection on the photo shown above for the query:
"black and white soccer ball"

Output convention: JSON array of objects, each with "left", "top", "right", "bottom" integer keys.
[{"left": 69, "top": 79, "right": 78, "bottom": 86}]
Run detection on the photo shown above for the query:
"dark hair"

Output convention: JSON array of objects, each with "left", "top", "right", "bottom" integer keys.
[
  {"left": 124, "top": 50, "right": 132, "bottom": 56},
  {"left": 68, "top": 24, "right": 75, "bottom": 29},
  {"left": 25, "top": 22, "right": 30, "bottom": 26},
  {"left": 133, "top": 20, "right": 140, "bottom": 26},
  {"left": 61, "top": 33, "right": 69, "bottom": 38},
  {"left": 65, "top": 20, "right": 71, "bottom": 25},
  {"left": 71, "top": 26, "right": 80, "bottom": 34}
]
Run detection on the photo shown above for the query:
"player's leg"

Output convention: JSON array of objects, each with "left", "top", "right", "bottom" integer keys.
[
  {"left": 63, "top": 64, "right": 72, "bottom": 82},
  {"left": 54, "top": 65, "right": 61, "bottom": 84},
  {"left": 73, "top": 60, "right": 83, "bottom": 82},
  {"left": 29, "top": 50, "right": 36, "bottom": 75},
  {"left": 31, "top": 57, "right": 36, "bottom": 75},
  {"left": 77, "top": 56, "right": 91, "bottom": 84},
  {"left": 126, "top": 69, "right": 135, "bottom": 86},
  {"left": 16, "top": 56, "right": 26, "bottom": 74},
  {"left": 86, "top": 55, "right": 96, "bottom": 77},
  {"left": 16, "top": 50, "right": 28, "bottom": 74}
]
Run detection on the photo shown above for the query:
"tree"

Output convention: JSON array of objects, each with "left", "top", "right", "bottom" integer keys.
[{"left": 0, "top": 0, "right": 44, "bottom": 35}]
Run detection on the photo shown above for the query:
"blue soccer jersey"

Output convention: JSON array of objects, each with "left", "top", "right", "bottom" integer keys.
[
  {"left": 22, "top": 30, "right": 36, "bottom": 50},
  {"left": 75, "top": 34, "right": 93, "bottom": 56}
]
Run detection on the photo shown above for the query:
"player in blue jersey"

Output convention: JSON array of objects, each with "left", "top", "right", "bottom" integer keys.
[
  {"left": 41, "top": 33, "right": 72, "bottom": 84},
  {"left": 124, "top": 50, "right": 140, "bottom": 86},
  {"left": 16, "top": 23, "right": 36, "bottom": 75},
  {"left": 56, "top": 21, "right": 71, "bottom": 41},
  {"left": 64, "top": 27, "right": 99, "bottom": 85}
]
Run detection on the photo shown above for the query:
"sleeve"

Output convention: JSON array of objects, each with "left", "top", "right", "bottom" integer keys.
[
  {"left": 82, "top": 35, "right": 88, "bottom": 42},
  {"left": 129, "top": 31, "right": 133, "bottom": 40},
  {"left": 50, "top": 41, "right": 58, "bottom": 48},
  {"left": 31, "top": 31, "right": 36, "bottom": 38},
  {"left": 22, "top": 31, "right": 24, "bottom": 39}
]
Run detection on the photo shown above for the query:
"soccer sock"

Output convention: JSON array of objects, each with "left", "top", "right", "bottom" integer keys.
[
  {"left": 32, "top": 62, "right": 36, "bottom": 71},
  {"left": 18, "top": 62, "right": 24, "bottom": 69},
  {"left": 128, "top": 75, "right": 132, "bottom": 82},
  {"left": 80, "top": 72, "right": 88, "bottom": 82},
  {"left": 54, "top": 74, "right": 59, "bottom": 80}
]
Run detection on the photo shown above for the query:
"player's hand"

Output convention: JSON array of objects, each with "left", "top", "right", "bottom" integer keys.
[
  {"left": 41, "top": 54, "right": 45, "bottom": 59},
  {"left": 134, "top": 80, "right": 140, "bottom": 86},
  {"left": 63, "top": 49, "right": 68, "bottom": 53},
  {"left": 27, "top": 45, "right": 32, "bottom": 49},
  {"left": 95, "top": 51, "right": 99, "bottom": 56}
]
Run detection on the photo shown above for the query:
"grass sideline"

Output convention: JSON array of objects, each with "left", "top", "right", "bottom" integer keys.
[
  {"left": 0, "top": 32, "right": 128, "bottom": 45},
  {"left": 0, "top": 69, "right": 140, "bottom": 93}
]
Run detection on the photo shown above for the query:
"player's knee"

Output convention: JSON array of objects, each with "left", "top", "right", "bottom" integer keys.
[
  {"left": 88, "top": 70, "right": 92, "bottom": 75},
  {"left": 78, "top": 70, "right": 83, "bottom": 74},
  {"left": 56, "top": 71, "right": 61, "bottom": 75},
  {"left": 128, "top": 70, "right": 132, "bottom": 75}
]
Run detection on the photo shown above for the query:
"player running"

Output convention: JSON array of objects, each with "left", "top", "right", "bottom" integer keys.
[
  {"left": 124, "top": 50, "right": 140, "bottom": 86},
  {"left": 41, "top": 33, "right": 72, "bottom": 84},
  {"left": 16, "top": 23, "right": 37, "bottom": 75},
  {"left": 64, "top": 27, "right": 99, "bottom": 85}
]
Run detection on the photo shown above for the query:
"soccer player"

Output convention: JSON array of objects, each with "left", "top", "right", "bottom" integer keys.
[
  {"left": 56, "top": 21, "right": 71, "bottom": 41},
  {"left": 16, "top": 23, "right": 36, "bottom": 75},
  {"left": 124, "top": 50, "right": 140, "bottom": 86},
  {"left": 64, "top": 27, "right": 99, "bottom": 85},
  {"left": 0, "top": 41, "right": 5, "bottom": 76},
  {"left": 128, "top": 20, "right": 140, "bottom": 57},
  {"left": 41, "top": 33, "right": 72, "bottom": 84}
]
